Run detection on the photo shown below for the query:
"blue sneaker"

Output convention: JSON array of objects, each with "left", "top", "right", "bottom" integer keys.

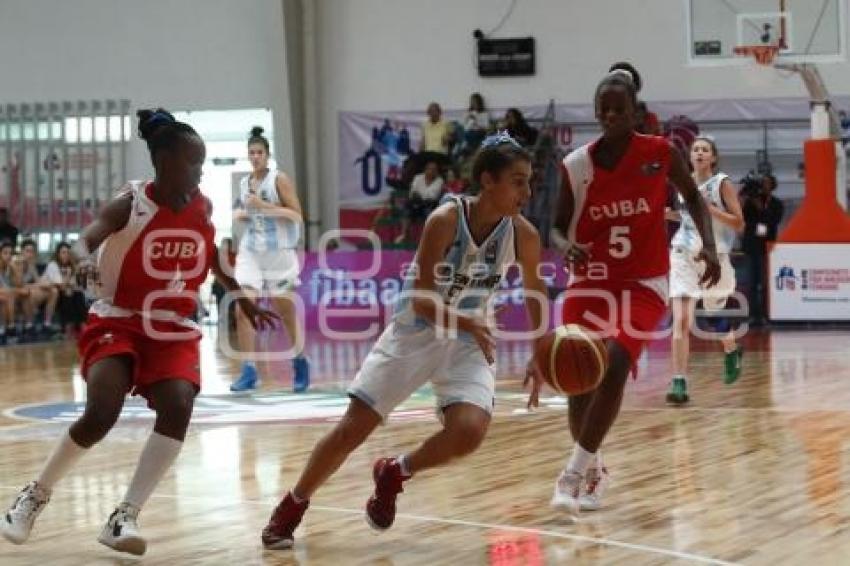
[
  {"left": 230, "top": 363, "right": 259, "bottom": 392},
  {"left": 293, "top": 357, "right": 310, "bottom": 393}
]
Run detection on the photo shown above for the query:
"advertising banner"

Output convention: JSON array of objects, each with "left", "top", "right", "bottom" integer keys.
[{"left": 769, "top": 243, "right": 850, "bottom": 320}]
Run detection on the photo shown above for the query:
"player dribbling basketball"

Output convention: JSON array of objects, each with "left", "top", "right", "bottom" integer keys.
[
  {"left": 261, "top": 133, "right": 548, "bottom": 550},
  {"left": 539, "top": 70, "right": 722, "bottom": 513}
]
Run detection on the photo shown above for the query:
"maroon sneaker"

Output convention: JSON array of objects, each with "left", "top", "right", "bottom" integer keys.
[
  {"left": 262, "top": 492, "right": 309, "bottom": 549},
  {"left": 365, "top": 457, "right": 408, "bottom": 531}
]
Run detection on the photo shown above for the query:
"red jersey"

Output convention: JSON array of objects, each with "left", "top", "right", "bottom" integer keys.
[
  {"left": 91, "top": 181, "right": 215, "bottom": 326},
  {"left": 562, "top": 133, "right": 670, "bottom": 282}
]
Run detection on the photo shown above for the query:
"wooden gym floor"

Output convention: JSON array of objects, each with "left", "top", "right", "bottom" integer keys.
[{"left": 1, "top": 327, "right": 849, "bottom": 565}]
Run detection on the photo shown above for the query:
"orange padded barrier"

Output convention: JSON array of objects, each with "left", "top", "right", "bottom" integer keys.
[{"left": 778, "top": 139, "right": 850, "bottom": 242}]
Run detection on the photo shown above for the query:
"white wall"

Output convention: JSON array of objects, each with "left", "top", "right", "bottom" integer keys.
[
  {"left": 315, "top": 0, "right": 850, "bottom": 229},
  {"left": 0, "top": 0, "right": 295, "bottom": 183}
]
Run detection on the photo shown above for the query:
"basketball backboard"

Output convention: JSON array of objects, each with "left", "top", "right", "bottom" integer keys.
[{"left": 687, "top": 0, "right": 846, "bottom": 65}]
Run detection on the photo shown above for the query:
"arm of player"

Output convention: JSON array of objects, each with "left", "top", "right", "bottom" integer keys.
[
  {"left": 515, "top": 216, "right": 548, "bottom": 409},
  {"left": 550, "top": 164, "right": 590, "bottom": 267},
  {"left": 665, "top": 207, "right": 682, "bottom": 222},
  {"left": 410, "top": 204, "right": 498, "bottom": 364},
  {"left": 69, "top": 191, "right": 134, "bottom": 286},
  {"left": 668, "top": 144, "right": 721, "bottom": 287},
  {"left": 707, "top": 178, "right": 745, "bottom": 233},
  {"left": 243, "top": 172, "right": 304, "bottom": 226},
  {"left": 71, "top": 190, "right": 134, "bottom": 272},
  {"left": 210, "top": 244, "right": 278, "bottom": 330}
]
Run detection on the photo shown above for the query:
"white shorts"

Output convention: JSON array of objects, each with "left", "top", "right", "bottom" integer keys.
[
  {"left": 234, "top": 248, "right": 301, "bottom": 296},
  {"left": 669, "top": 248, "right": 736, "bottom": 311},
  {"left": 348, "top": 322, "right": 495, "bottom": 422}
]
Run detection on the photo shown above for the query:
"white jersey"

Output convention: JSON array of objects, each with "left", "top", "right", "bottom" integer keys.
[
  {"left": 672, "top": 172, "right": 737, "bottom": 253},
  {"left": 393, "top": 196, "right": 516, "bottom": 340},
  {"left": 237, "top": 169, "right": 300, "bottom": 253}
]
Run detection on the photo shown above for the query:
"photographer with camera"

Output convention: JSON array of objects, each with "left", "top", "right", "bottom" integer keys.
[{"left": 741, "top": 173, "right": 784, "bottom": 326}]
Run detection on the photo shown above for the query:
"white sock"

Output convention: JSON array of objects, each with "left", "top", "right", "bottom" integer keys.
[
  {"left": 122, "top": 432, "right": 183, "bottom": 509},
  {"left": 397, "top": 454, "right": 411, "bottom": 478},
  {"left": 566, "top": 443, "right": 596, "bottom": 476},
  {"left": 36, "top": 431, "right": 89, "bottom": 490},
  {"left": 673, "top": 374, "right": 687, "bottom": 383}
]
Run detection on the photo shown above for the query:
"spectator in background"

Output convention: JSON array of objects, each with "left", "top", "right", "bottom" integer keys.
[
  {"left": 420, "top": 102, "right": 451, "bottom": 155},
  {"left": 0, "top": 208, "right": 19, "bottom": 247},
  {"left": 444, "top": 165, "right": 469, "bottom": 195},
  {"left": 609, "top": 62, "right": 660, "bottom": 135},
  {"left": 742, "top": 174, "right": 784, "bottom": 325},
  {"left": 0, "top": 242, "right": 19, "bottom": 344},
  {"left": 396, "top": 161, "right": 444, "bottom": 243},
  {"left": 463, "top": 93, "right": 491, "bottom": 150},
  {"left": 18, "top": 239, "right": 59, "bottom": 337},
  {"left": 41, "top": 241, "right": 87, "bottom": 334},
  {"left": 839, "top": 110, "right": 850, "bottom": 146},
  {"left": 503, "top": 108, "right": 538, "bottom": 147},
  {"left": 636, "top": 101, "right": 661, "bottom": 135}
]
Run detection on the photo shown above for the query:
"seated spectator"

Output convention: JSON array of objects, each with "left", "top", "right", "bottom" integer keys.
[
  {"left": 0, "top": 242, "right": 19, "bottom": 344},
  {"left": 503, "top": 108, "right": 538, "bottom": 147},
  {"left": 41, "top": 241, "right": 88, "bottom": 334},
  {"left": 18, "top": 238, "right": 59, "bottom": 337},
  {"left": 396, "top": 161, "right": 444, "bottom": 244},
  {"left": 463, "top": 92, "right": 491, "bottom": 150},
  {"left": 444, "top": 166, "right": 469, "bottom": 195},
  {"left": 420, "top": 102, "right": 451, "bottom": 155},
  {"left": 0, "top": 208, "right": 19, "bottom": 247}
]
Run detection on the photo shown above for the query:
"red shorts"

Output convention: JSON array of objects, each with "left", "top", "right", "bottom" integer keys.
[
  {"left": 560, "top": 280, "right": 667, "bottom": 366},
  {"left": 78, "top": 314, "right": 202, "bottom": 400}
]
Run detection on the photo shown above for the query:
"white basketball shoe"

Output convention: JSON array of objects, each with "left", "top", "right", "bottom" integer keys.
[
  {"left": 0, "top": 481, "right": 51, "bottom": 544},
  {"left": 579, "top": 465, "right": 611, "bottom": 511},
  {"left": 98, "top": 502, "right": 146, "bottom": 555},
  {"left": 550, "top": 470, "right": 582, "bottom": 514}
]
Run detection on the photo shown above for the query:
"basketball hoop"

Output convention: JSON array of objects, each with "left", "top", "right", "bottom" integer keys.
[{"left": 733, "top": 45, "right": 781, "bottom": 66}]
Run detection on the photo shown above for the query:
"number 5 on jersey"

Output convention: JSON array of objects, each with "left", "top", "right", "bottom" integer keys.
[{"left": 609, "top": 226, "right": 631, "bottom": 259}]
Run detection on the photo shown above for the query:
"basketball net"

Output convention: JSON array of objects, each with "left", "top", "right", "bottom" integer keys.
[{"left": 733, "top": 45, "right": 780, "bottom": 66}]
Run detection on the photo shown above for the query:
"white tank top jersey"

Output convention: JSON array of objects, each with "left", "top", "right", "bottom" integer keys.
[
  {"left": 393, "top": 196, "right": 516, "bottom": 340},
  {"left": 672, "top": 172, "right": 737, "bottom": 254},
  {"left": 238, "top": 169, "right": 300, "bottom": 253}
]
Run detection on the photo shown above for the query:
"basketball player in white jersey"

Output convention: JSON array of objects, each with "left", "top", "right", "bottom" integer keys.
[
  {"left": 666, "top": 136, "right": 745, "bottom": 404},
  {"left": 0, "top": 109, "right": 274, "bottom": 556},
  {"left": 261, "top": 132, "right": 548, "bottom": 550},
  {"left": 229, "top": 126, "right": 309, "bottom": 392}
]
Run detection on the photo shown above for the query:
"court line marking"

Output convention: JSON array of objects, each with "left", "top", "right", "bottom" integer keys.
[{"left": 0, "top": 485, "right": 734, "bottom": 564}]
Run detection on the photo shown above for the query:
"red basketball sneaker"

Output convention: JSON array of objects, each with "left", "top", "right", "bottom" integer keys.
[
  {"left": 365, "top": 458, "right": 409, "bottom": 531},
  {"left": 262, "top": 492, "right": 309, "bottom": 550}
]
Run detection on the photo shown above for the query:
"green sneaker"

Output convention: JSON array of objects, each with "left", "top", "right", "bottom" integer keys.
[
  {"left": 665, "top": 377, "right": 689, "bottom": 405},
  {"left": 723, "top": 347, "right": 743, "bottom": 385}
]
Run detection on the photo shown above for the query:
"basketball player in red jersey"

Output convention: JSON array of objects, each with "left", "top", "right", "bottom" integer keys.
[
  {"left": 0, "top": 109, "right": 275, "bottom": 555},
  {"left": 538, "top": 70, "right": 721, "bottom": 513}
]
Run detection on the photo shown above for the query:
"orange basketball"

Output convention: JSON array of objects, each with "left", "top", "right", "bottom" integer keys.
[{"left": 534, "top": 324, "right": 607, "bottom": 396}]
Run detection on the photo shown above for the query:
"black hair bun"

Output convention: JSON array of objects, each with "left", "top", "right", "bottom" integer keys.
[
  {"left": 250, "top": 126, "right": 265, "bottom": 138},
  {"left": 137, "top": 108, "right": 175, "bottom": 141},
  {"left": 608, "top": 62, "right": 642, "bottom": 92}
]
